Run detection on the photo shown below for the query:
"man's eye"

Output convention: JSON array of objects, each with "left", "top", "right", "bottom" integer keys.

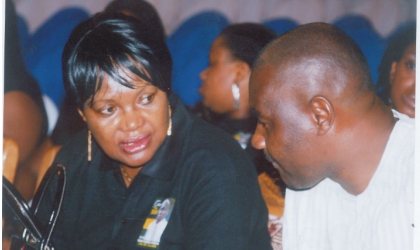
[
  {"left": 141, "top": 94, "right": 154, "bottom": 105},
  {"left": 258, "top": 120, "right": 268, "bottom": 128}
]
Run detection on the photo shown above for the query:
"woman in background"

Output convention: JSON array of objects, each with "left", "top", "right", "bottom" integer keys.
[
  {"left": 376, "top": 25, "right": 416, "bottom": 118},
  {"left": 104, "top": 0, "right": 165, "bottom": 41},
  {"left": 199, "top": 23, "right": 284, "bottom": 249}
]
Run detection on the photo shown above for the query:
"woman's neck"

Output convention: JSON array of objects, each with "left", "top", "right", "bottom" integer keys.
[
  {"left": 228, "top": 109, "right": 249, "bottom": 120},
  {"left": 120, "top": 164, "right": 143, "bottom": 187}
]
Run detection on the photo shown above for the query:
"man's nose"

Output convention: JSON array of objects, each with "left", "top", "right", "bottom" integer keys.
[{"left": 251, "top": 125, "right": 266, "bottom": 150}]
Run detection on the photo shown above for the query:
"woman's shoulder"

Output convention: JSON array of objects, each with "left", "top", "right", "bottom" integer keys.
[
  {"left": 183, "top": 117, "right": 256, "bottom": 174},
  {"left": 53, "top": 129, "right": 90, "bottom": 170},
  {"left": 189, "top": 117, "right": 246, "bottom": 154}
]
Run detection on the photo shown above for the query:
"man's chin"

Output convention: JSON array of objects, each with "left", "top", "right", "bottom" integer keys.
[
  {"left": 286, "top": 184, "right": 315, "bottom": 192},
  {"left": 282, "top": 178, "right": 325, "bottom": 192}
]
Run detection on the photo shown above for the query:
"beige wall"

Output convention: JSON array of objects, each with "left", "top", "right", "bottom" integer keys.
[{"left": 15, "top": 0, "right": 416, "bottom": 37}]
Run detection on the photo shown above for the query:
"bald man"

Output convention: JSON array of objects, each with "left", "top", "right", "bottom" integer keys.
[{"left": 249, "top": 22, "right": 414, "bottom": 249}]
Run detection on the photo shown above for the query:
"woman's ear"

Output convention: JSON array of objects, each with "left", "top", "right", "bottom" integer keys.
[
  {"left": 78, "top": 108, "right": 87, "bottom": 122},
  {"left": 389, "top": 61, "right": 398, "bottom": 85},
  {"left": 309, "top": 96, "right": 334, "bottom": 135},
  {"left": 234, "top": 61, "right": 251, "bottom": 85}
]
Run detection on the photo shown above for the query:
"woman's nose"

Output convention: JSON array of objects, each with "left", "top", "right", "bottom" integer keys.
[
  {"left": 251, "top": 125, "right": 266, "bottom": 150},
  {"left": 122, "top": 109, "right": 142, "bottom": 131},
  {"left": 199, "top": 68, "right": 208, "bottom": 80}
]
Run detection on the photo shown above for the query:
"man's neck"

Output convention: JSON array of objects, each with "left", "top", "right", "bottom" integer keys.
[{"left": 332, "top": 101, "right": 396, "bottom": 196}]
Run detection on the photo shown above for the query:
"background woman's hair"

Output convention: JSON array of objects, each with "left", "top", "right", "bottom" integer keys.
[
  {"left": 219, "top": 23, "right": 278, "bottom": 68},
  {"left": 376, "top": 24, "right": 416, "bottom": 105},
  {"left": 104, "top": 0, "right": 165, "bottom": 42},
  {"left": 62, "top": 11, "right": 172, "bottom": 109}
]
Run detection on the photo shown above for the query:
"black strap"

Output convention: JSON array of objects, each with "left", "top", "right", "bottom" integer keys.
[{"left": 3, "top": 164, "right": 66, "bottom": 250}]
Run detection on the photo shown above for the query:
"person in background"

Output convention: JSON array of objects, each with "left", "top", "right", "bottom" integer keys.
[
  {"left": 199, "top": 23, "right": 284, "bottom": 249},
  {"left": 104, "top": 0, "right": 166, "bottom": 41},
  {"left": 3, "top": 0, "right": 49, "bottom": 247},
  {"left": 4, "top": 0, "right": 48, "bottom": 196},
  {"left": 35, "top": 12, "right": 272, "bottom": 249},
  {"left": 250, "top": 22, "right": 414, "bottom": 249},
  {"left": 376, "top": 25, "right": 416, "bottom": 118}
]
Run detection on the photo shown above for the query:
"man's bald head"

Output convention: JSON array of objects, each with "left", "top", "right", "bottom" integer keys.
[
  {"left": 254, "top": 22, "right": 374, "bottom": 98},
  {"left": 250, "top": 22, "right": 397, "bottom": 194}
]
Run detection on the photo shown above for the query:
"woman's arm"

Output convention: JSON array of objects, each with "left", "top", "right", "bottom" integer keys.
[{"left": 4, "top": 91, "right": 43, "bottom": 165}]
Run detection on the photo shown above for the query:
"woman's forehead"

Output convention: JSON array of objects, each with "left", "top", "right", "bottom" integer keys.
[{"left": 90, "top": 71, "right": 152, "bottom": 102}]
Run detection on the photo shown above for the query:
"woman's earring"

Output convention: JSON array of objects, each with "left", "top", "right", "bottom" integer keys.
[
  {"left": 232, "top": 83, "right": 240, "bottom": 109},
  {"left": 88, "top": 130, "right": 92, "bottom": 162},
  {"left": 167, "top": 105, "right": 172, "bottom": 136}
]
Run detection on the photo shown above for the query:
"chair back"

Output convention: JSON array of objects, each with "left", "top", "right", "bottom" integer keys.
[{"left": 3, "top": 138, "right": 19, "bottom": 183}]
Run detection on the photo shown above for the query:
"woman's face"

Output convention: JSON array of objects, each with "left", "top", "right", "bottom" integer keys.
[
  {"left": 79, "top": 67, "right": 170, "bottom": 168},
  {"left": 199, "top": 36, "right": 238, "bottom": 114},
  {"left": 389, "top": 42, "right": 416, "bottom": 118}
]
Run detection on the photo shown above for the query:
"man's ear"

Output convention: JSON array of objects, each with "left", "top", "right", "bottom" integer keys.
[
  {"left": 78, "top": 108, "right": 87, "bottom": 122},
  {"left": 389, "top": 61, "right": 397, "bottom": 85},
  {"left": 309, "top": 96, "right": 334, "bottom": 135}
]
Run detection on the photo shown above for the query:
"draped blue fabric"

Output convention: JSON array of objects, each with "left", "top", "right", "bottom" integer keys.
[
  {"left": 263, "top": 18, "right": 299, "bottom": 35},
  {"left": 18, "top": 8, "right": 414, "bottom": 110},
  {"left": 333, "top": 15, "right": 387, "bottom": 84},
  {"left": 17, "top": 15, "right": 30, "bottom": 54},
  {"left": 21, "top": 7, "right": 90, "bottom": 108}
]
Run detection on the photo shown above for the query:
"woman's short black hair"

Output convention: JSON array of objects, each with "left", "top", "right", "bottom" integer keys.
[
  {"left": 219, "top": 23, "right": 278, "bottom": 67},
  {"left": 104, "top": 0, "right": 165, "bottom": 42},
  {"left": 62, "top": 11, "right": 172, "bottom": 110},
  {"left": 376, "top": 24, "right": 416, "bottom": 105}
]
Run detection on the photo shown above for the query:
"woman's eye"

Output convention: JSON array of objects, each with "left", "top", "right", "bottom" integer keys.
[
  {"left": 140, "top": 94, "right": 154, "bottom": 105},
  {"left": 100, "top": 106, "right": 115, "bottom": 115},
  {"left": 405, "top": 61, "right": 416, "bottom": 70}
]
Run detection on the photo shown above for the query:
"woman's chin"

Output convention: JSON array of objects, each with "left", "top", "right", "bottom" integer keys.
[
  {"left": 120, "top": 159, "right": 147, "bottom": 168},
  {"left": 117, "top": 152, "right": 152, "bottom": 168}
]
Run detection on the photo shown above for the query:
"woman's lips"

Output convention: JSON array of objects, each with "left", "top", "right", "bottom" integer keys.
[
  {"left": 120, "top": 135, "right": 150, "bottom": 154},
  {"left": 402, "top": 94, "right": 416, "bottom": 109}
]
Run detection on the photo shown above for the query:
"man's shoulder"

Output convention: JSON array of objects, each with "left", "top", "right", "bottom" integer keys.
[
  {"left": 392, "top": 110, "right": 415, "bottom": 131},
  {"left": 385, "top": 110, "right": 415, "bottom": 167}
]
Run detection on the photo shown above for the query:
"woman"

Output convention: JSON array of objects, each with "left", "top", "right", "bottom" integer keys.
[
  {"left": 376, "top": 25, "right": 416, "bottom": 118},
  {"left": 35, "top": 12, "right": 271, "bottom": 249},
  {"left": 199, "top": 23, "right": 285, "bottom": 249},
  {"left": 51, "top": 0, "right": 166, "bottom": 146}
]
